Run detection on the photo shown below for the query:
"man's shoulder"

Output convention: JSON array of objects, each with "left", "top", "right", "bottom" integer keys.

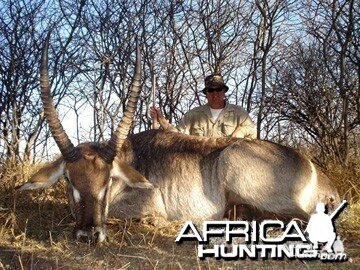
[
  {"left": 184, "top": 104, "right": 209, "bottom": 116},
  {"left": 226, "top": 104, "right": 248, "bottom": 114}
]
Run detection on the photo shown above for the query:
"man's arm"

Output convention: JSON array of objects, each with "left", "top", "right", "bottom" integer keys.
[
  {"left": 149, "top": 107, "right": 192, "bottom": 134},
  {"left": 149, "top": 107, "right": 170, "bottom": 129},
  {"left": 231, "top": 108, "right": 257, "bottom": 139}
]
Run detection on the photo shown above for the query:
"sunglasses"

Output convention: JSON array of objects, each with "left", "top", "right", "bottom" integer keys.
[{"left": 206, "top": 88, "right": 224, "bottom": 93}]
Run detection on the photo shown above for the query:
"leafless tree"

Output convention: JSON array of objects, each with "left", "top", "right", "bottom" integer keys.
[
  {"left": 0, "top": 0, "right": 85, "bottom": 163},
  {"left": 0, "top": 0, "right": 357, "bottom": 168},
  {"left": 273, "top": 39, "right": 358, "bottom": 165},
  {"left": 294, "top": 0, "right": 359, "bottom": 165},
  {"left": 0, "top": 0, "right": 45, "bottom": 162}
]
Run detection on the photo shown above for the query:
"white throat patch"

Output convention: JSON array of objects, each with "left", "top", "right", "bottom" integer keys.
[
  {"left": 73, "top": 187, "right": 81, "bottom": 203},
  {"left": 98, "top": 186, "right": 107, "bottom": 201}
]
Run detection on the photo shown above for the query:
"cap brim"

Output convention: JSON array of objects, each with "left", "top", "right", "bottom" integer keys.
[{"left": 202, "top": 85, "right": 229, "bottom": 94}]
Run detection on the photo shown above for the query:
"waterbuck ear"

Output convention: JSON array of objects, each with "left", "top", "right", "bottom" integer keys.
[
  {"left": 110, "top": 159, "right": 154, "bottom": 189},
  {"left": 16, "top": 157, "right": 65, "bottom": 191}
]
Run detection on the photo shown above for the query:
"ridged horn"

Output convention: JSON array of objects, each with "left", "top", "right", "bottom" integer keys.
[
  {"left": 41, "top": 34, "right": 82, "bottom": 162},
  {"left": 102, "top": 41, "right": 141, "bottom": 163}
]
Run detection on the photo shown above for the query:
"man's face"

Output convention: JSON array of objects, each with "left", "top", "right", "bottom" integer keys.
[{"left": 206, "top": 88, "right": 226, "bottom": 109}]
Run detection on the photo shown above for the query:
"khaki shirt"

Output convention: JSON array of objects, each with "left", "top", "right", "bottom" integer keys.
[{"left": 168, "top": 103, "right": 257, "bottom": 139}]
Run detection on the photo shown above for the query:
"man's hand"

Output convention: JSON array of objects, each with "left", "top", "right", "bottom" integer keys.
[
  {"left": 231, "top": 125, "right": 254, "bottom": 139},
  {"left": 150, "top": 107, "right": 170, "bottom": 129},
  {"left": 149, "top": 107, "right": 161, "bottom": 121}
]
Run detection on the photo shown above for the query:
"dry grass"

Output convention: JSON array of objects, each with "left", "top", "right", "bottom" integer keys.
[
  {"left": 326, "top": 159, "right": 360, "bottom": 238},
  {"left": 328, "top": 159, "right": 360, "bottom": 203},
  {"left": 0, "top": 158, "right": 359, "bottom": 269}
]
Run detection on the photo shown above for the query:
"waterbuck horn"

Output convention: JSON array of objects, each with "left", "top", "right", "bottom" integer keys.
[
  {"left": 41, "top": 35, "right": 82, "bottom": 162},
  {"left": 102, "top": 42, "right": 142, "bottom": 163}
]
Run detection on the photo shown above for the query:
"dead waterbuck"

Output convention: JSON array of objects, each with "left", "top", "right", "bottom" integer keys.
[{"left": 17, "top": 37, "right": 339, "bottom": 243}]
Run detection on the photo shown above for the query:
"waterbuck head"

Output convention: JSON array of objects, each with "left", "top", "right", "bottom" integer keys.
[{"left": 17, "top": 36, "right": 153, "bottom": 243}]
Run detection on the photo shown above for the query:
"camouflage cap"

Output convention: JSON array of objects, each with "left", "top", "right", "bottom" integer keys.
[{"left": 202, "top": 74, "right": 229, "bottom": 94}]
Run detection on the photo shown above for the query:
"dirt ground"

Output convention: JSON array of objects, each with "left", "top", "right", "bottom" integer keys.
[{"left": 0, "top": 183, "right": 359, "bottom": 270}]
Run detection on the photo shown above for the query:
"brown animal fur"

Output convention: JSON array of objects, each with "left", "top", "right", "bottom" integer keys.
[{"left": 18, "top": 129, "right": 340, "bottom": 241}]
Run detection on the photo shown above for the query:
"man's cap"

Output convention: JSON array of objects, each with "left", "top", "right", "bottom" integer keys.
[{"left": 202, "top": 74, "right": 229, "bottom": 94}]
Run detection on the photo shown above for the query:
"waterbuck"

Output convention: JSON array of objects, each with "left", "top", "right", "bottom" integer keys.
[{"left": 17, "top": 38, "right": 339, "bottom": 243}]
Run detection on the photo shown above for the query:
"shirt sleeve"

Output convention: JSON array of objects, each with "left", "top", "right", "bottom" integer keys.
[
  {"left": 232, "top": 108, "right": 257, "bottom": 139},
  {"left": 240, "top": 116, "right": 257, "bottom": 139},
  {"left": 175, "top": 112, "right": 194, "bottom": 135},
  {"left": 166, "top": 112, "right": 192, "bottom": 135}
]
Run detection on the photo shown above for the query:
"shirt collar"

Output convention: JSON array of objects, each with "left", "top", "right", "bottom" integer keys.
[
  {"left": 202, "top": 102, "right": 233, "bottom": 112},
  {"left": 201, "top": 102, "right": 233, "bottom": 123}
]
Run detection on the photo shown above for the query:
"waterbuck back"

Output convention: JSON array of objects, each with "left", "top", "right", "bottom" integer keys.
[{"left": 108, "top": 130, "right": 339, "bottom": 221}]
